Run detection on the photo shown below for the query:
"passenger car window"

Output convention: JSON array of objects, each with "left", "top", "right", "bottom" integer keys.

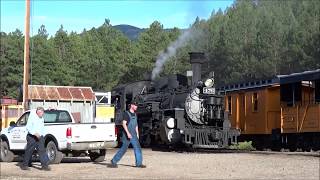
[
  {"left": 252, "top": 93, "right": 258, "bottom": 112},
  {"left": 227, "top": 96, "right": 232, "bottom": 114},
  {"left": 16, "top": 112, "right": 30, "bottom": 126}
]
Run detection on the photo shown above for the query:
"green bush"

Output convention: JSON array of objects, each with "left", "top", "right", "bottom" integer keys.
[{"left": 229, "top": 141, "right": 256, "bottom": 151}]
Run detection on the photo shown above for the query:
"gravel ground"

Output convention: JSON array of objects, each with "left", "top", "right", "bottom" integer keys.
[{"left": 0, "top": 148, "right": 319, "bottom": 180}]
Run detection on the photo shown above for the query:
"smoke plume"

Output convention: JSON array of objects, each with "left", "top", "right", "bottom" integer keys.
[{"left": 151, "top": 28, "right": 199, "bottom": 80}]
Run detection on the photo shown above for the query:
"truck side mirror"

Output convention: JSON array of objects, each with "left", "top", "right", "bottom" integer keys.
[{"left": 9, "top": 121, "right": 16, "bottom": 127}]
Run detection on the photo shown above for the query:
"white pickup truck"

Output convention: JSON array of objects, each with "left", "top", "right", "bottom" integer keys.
[{"left": 0, "top": 109, "right": 117, "bottom": 164}]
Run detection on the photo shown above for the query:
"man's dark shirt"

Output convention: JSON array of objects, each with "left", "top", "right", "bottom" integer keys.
[{"left": 122, "top": 111, "right": 136, "bottom": 125}]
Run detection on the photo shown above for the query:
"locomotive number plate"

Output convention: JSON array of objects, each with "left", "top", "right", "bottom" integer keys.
[{"left": 203, "top": 87, "right": 215, "bottom": 94}]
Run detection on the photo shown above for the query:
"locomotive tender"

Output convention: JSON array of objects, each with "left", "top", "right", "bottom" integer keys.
[{"left": 112, "top": 52, "right": 239, "bottom": 148}]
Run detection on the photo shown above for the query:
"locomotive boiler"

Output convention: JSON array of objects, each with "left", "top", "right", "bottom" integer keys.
[{"left": 112, "top": 52, "right": 240, "bottom": 148}]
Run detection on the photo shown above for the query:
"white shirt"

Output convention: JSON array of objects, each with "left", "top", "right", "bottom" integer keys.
[{"left": 26, "top": 109, "right": 46, "bottom": 136}]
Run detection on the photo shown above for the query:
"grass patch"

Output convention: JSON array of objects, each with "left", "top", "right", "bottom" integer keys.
[{"left": 229, "top": 141, "right": 256, "bottom": 151}]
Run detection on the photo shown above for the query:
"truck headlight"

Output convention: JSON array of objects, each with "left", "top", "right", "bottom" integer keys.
[
  {"left": 166, "top": 118, "right": 175, "bottom": 129},
  {"left": 204, "top": 78, "right": 214, "bottom": 87}
]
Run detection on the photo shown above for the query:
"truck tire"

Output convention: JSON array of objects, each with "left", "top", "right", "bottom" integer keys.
[
  {"left": 46, "top": 141, "right": 63, "bottom": 164},
  {"left": 0, "top": 141, "right": 14, "bottom": 162},
  {"left": 89, "top": 149, "right": 106, "bottom": 162}
]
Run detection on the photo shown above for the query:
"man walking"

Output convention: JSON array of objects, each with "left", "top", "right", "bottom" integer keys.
[
  {"left": 109, "top": 100, "right": 146, "bottom": 168},
  {"left": 20, "top": 107, "right": 50, "bottom": 171}
]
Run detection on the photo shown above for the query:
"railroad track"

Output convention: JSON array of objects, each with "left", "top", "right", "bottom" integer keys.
[{"left": 149, "top": 146, "right": 320, "bottom": 157}]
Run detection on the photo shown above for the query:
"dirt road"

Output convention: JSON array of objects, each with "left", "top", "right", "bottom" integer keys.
[{"left": 1, "top": 149, "right": 319, "bottom": 179}]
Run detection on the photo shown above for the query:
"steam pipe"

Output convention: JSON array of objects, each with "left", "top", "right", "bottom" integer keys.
[{"left": 189, "top": 52, "right": 206, "bottom": 86}]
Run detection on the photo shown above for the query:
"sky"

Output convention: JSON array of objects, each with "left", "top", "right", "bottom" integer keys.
[{"left": 1, "top": 0, "right": 233, "bottom": 36}]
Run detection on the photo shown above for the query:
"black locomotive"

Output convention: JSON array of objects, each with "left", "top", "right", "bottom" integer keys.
[{"left": 112, "top": 52, "right": 240, "bottom": 148}]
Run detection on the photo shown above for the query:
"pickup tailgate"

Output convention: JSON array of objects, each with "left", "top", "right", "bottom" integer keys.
[{"left": 70, "top": 123, "right": 116, "bottom": 142}]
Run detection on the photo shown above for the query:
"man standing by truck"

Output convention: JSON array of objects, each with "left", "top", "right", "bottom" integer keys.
[
  {"left": 20, "top": 107, "right": 50, "bottom": 171},
  {"left": 108, "top": 100, "right": 146, "bottom": 168}
]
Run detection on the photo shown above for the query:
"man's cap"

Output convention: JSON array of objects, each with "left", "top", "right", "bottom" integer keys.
[{"left": 130, "top": 99, "right": 139, "bottom": 105}]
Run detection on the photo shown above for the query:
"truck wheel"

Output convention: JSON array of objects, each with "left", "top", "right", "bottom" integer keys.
[
  {"left": 0, "top": 141, "right": 14, "bottom": 162},
  {"left": 46, "top": 141, "right": 63, "bottom": 164},
  {"left": 89, "top": 149, "right": 106, "bottom": 162}
]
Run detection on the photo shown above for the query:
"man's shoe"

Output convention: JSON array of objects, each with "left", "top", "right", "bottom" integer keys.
[
  {"left": 107, "top": 160, "right": 118, "bottom": 168},
  {"left": 41, "top": 166, "right": 51, "bottom": 171},
  {"left": 136, "top": 165, "right": 146, "bottom": 168},
  {"left": 20, "top": 165, "right": 30, "bottom": 170}
]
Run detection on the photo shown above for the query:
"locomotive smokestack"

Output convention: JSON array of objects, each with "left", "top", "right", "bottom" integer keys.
[{"left": 189, "top": 52, "right": 206, "bottom": 86}]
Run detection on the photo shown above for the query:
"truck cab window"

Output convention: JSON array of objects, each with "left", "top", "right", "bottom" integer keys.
[
  {"left": 44, "top": 112, "right": 58, "bottom": 123},
  {"left": 58, "top": 111, "right": 72, "bottom": 122},
  {"left": 16, "top": 112, "right": 30, "bottom": 126}
]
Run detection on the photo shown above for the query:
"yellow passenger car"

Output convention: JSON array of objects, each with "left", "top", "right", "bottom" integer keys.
[{"left": 220, "top": 69, "right": 320, "bottom": 151}]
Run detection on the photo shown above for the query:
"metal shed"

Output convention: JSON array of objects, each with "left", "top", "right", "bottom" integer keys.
[{"left": 28, "top": 85, "right": 95, "bottom": 123}]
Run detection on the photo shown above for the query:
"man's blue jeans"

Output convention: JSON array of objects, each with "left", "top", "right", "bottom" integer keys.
[
  {"left": 111, "top": 133, "right": 143, "bottom": 166},
  {"left": 22, "top": 134, "right": 49, "bottom": 167}
]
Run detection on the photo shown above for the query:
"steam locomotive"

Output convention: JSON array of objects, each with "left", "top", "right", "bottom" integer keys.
[{"left": 112, "top": 52, "right": 240, "bottom": 148}]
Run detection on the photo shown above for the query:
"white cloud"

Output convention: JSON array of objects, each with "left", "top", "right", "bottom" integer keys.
[
  {"left": 163, "top": 12, "right": 189, "bottom": 28},
  {"left": 34, "top": 15, "right": 47, "bottom": 21}
]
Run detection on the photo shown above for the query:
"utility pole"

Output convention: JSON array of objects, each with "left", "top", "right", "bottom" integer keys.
[{"left": 23, "top": 0, "right": 30, "bottom": 110}]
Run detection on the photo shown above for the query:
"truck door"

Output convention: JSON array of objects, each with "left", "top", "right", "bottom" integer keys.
[{"left": 8, "top": 112, "right": 30, "bottom": 150}]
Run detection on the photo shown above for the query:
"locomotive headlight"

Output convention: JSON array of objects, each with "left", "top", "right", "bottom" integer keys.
[
  {"left": 166, "top": 118, "right": 175, "bottom": 129},
  {"left": 167, "top": 129, "right": 174, "bottom": 142},
  {"left": 204, "top": 78, "right": 214, "bottom": 87}
]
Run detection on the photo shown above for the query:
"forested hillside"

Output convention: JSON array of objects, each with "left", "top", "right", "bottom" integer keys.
[
  {"left": 113, "top": 24, "right": 144, "bottom": 40},
  {"left": 1, "top": 0, "right": 319, "bottom": 98}
]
